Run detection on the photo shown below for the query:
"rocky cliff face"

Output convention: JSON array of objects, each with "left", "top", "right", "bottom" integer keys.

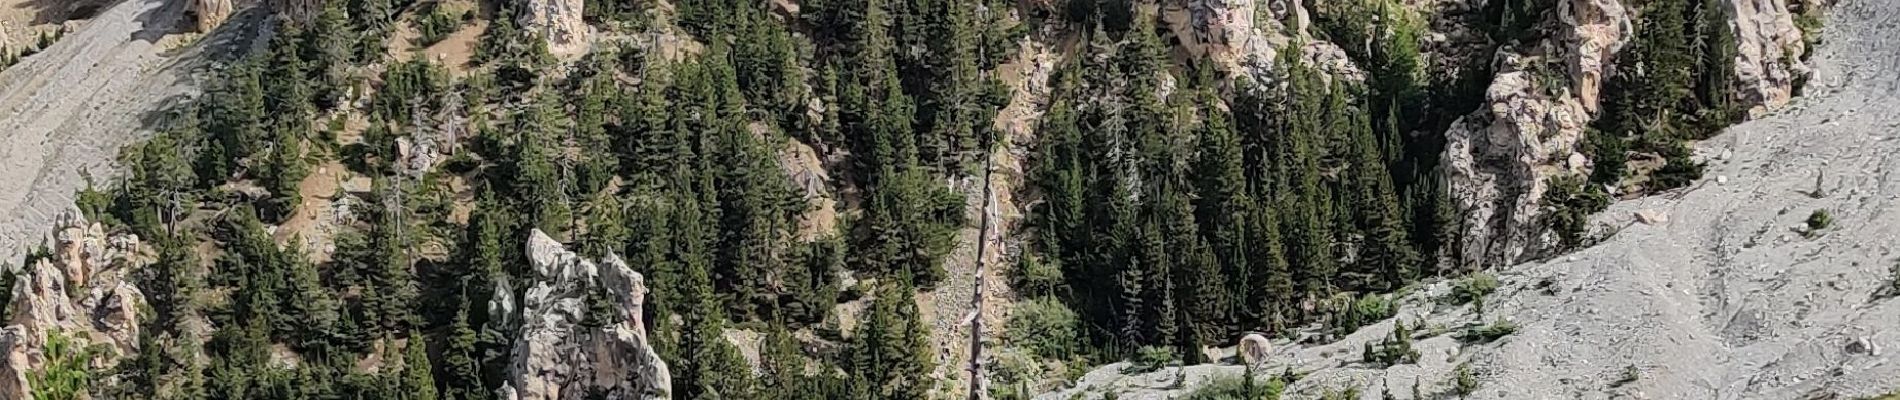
[
  {"left": 189, "top": 0, "right": 235, "bottom": 32},
  {"left": 1166, "top": 0, "right": 1365, "bottom": 85},
  {"left": 494, "top": 230, "right": 670, "bottom": 400},
  {"left": 517, "top": 0, "right": 590, "bottom": 56},
  {"left": 1441, "top": 0, "right": 1819, "bottom": 268},
  {"left": 0, "top": 212, "right": 146, "bottom": 400},
  {"left": 1728, "top": 0, "right": 1814, "bottom": 116}
]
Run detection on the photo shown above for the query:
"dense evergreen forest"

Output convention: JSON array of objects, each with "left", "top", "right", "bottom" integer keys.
[{"left": 7, "top": 0, "right": 1753, "bottom": 397}]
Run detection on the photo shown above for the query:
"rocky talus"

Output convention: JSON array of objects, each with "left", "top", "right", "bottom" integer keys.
[
  {"left": 0, "top": 212, "right": 146, "bottom": 400},
  {"left": 494, "top": 230, "right": 671, "bottom": 400}
]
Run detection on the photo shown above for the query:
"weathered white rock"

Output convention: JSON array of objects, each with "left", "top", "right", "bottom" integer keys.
[
  {"left": 1634, "top": 209, "right": 1669, "bottom": 225},
  {"left": 1559, "top": 0, "right": 1633, "bottom": 110},
  {"left": 1442, "top": 65, "right": 1599, "bottom": 267},
  {"left": 1727, "top": 0, "right": 1813, "bottom": 116},
  {"left": 189, "top": 0, "right": 235, "bottom": 33},
  {"left": 1442, "top": 0, "right": 1630, "bottom": 268},
  {"left": 1166, "top": 0, "right": 1362, "bottom": 86},
  {"left": 1, "top": 212, "right": 145, "bottom": 399},
  {"left": 517, "top": 0, "right": 590, "bottom": 56},
  {"left": 1237, "top": 333, "right": 1273, "bottom": 365},
  {"left": 495, "top": 230, "right": 670, "bottom": 400}
]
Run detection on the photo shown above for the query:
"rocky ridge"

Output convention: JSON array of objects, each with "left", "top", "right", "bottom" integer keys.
[
  {"left": 1443, "top": 0, "right": 1820, "bottom": 268},
  {"left": 0, "top": 212, "right": 146, "bottom": 400},
  {"left": 493, "top": 230, "right": 671, "bottom": 400},
  {"left": 1441, "top": 0, "right": 1632, "bottom": 269}
]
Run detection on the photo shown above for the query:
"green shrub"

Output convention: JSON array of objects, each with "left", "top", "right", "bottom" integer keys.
[
  {"left": 1330, "top": 293, "right": 1397, "bottom": 337},
  {"left": 1006, "top": 297, "right": 1080, "bottom": 360},
  {"left": 1453, "top": 362, "right": 1478, "bottom": 395},
  {"left": 1125, "top": 345, "right": 1175, "bottom": 374},
  {"left": 1449, "top": 273, "right": 1500, "bottom": 305},
  {"left": 30, "top": 331, "right": 98, "bottom": 400},
  {"left": 988, "top": 349, "right": 1047, "bottom": 400},
  {"left": 1793, "top": 4, "right": 1824, "bottom": 53},
  {"left": 414, "top": 7, "right": 468, "bottom": 47},
  {"left": 1543, "top": 174, "right": 1613, "bottom": 248},
  {"left": 1013, "top": 253, "right": 1066, "bottom": 298},
  {"left": 1182, "top": 369, "right": 1286, "bottom": 400},
  {"left": 1807, "top": 209, "right": 1832, "bottom": 231},
  {"left": 1363, "top": 321, "right": 1420, "bottom": 366}
]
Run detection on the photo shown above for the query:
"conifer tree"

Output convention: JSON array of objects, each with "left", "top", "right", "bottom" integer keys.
[
  {"left": 513, "top": 91, "right": 573, "bottom": 236},
  {"left": 401, "top": 331, "right": 441, "bottom": 400},
  {"left": 671, "top": 186, "right": 758, "bottom": 400},
  {"left": 441, "top": 304, "right": 487, "bottom": 400},
  {"left": 850, "top": 281, "right": 933, "bottom": 399},
  {"left": 280, "top": 240, "right": 338, "bottom": 350}
]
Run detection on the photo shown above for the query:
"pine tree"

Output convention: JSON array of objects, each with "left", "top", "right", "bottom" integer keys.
[
  {"left": 513, "top": 91, "right": 573, "bottom": 236},
  {"left": 306, "top": 1, "right": 353, "bottom": 106},
  {"left": 366, "top": 184, "right": 420, "bottom": 334},
  {"left": 849, "top": 282, "right": 933, "bottom": 399},
  {"left": 714, "top": 111, "right": 793, "bottom": 321},
  {"left": 760, "top": 323, "right": 807, "bottom": 396},
  {"left": 441, "top": 304, "right": 487, "bottom": 400},
  {"left": 1265, "top": 47, "right": 1341, "bottom": 300},
  {"left": 280, "top": 239, "right": 338, "bottom": 350},
  {"left": 1342, "top": 82, "right": 1420, "bottom": 291},
  {"left": 671, "top": 187, "right": 758, "bottom": 400},
  {"left": 1691, "top": 0, "right": 1740, "bottom": 136},
  {"left": 401, "top": 331, "right": 441, "bottom": 400},
  {"left": 1191, "top": 81, "right": 1247, "bottom": 339}
]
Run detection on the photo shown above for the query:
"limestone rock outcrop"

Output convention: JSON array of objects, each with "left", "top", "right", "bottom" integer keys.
[
  {"left": 517, "top": 0, "right": 590, "bottom": 56},
  {"left": 0, "top": 212, "right": 147, "bottom": 399},
  {"left": 494, "top": 230, "right": 670, "bottom": 400},
  {"left": 1166, "top": 0, "right": 1362, "bottom": 85},
  {"left": 189, "top": 0, "right": 235, "bottom": 33},
  {"left": 1727, "top": 0, "right": 1814, "bottom": 116},
  {"left": 1441, "top": 0, "right": 1629, "bottom": 268}
]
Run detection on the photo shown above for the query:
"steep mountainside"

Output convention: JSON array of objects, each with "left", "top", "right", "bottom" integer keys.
[
  {"left": 1048, "top": 0, "right": 1900, "bottom": 397},
  {"left": 0, "top": 0, "right": 1881, "bottom": 398},
  {"left": 0, "top": 0, "right": 239, "bottom": 261}
]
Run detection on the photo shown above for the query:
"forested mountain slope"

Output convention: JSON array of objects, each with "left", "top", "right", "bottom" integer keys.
[
  {"left": 1052, "top": 0, "right": 1899, "bottom": 397},
  {"left": 0, "top": 0, "right": 1869, "bottom": 398}
]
